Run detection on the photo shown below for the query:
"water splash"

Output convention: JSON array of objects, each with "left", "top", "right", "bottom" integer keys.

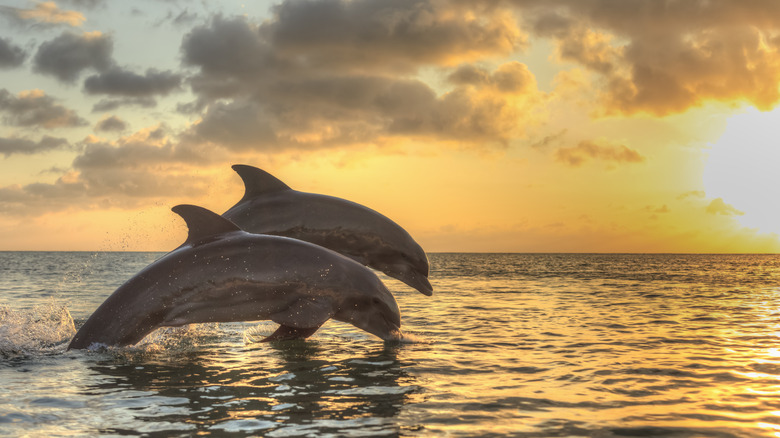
[
  {"left": 0, "top": 300, "right": 75, "bottom": 358},
  {"left": 242, "top": 321, "right": 280, "bottom": 344}
]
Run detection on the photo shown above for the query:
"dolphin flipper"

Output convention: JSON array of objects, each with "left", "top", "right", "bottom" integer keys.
[
  {"left": 262, "top": 324, "right": 321, "bottom": 342},
  {"left": 270, "top": 297, "right": 335, "bottom": 329}
]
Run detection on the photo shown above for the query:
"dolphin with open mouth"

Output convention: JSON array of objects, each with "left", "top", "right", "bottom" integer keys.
[
  {"left": 67, "top": 204, "right": 402, "bottom": 350},
  {"left": 223, "top": 165, "right": 433, "bottom": 296}
]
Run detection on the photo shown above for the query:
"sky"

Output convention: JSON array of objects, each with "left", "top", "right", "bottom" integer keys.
[{"left": 1, "top": 0, "right": 780, "bottom": 253}]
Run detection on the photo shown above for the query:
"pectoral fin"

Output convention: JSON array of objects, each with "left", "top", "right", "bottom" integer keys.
[
  {"left": 269, "top": 297, "right": 335, "bottom": 329},
  {"left": 261, "top": 324, "right": 321, "bottom": 342}
]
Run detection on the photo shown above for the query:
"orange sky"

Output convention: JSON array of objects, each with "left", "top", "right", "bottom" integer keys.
[{"left": 1, "top": 0, "right": 780, "bottom": 252}]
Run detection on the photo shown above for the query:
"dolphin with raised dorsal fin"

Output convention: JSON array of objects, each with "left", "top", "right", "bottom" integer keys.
[
  {"left": 67, "top": 204, "right": 402, "bottom": 350},
  {"left": 222, "top": 165, "right": 433, "bottom": 296}
]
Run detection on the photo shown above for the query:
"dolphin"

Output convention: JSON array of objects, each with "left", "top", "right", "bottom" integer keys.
[
  {"left": 67, "top": 205, "right": 402, "bottom": 350},
  {"left": 222, "top": 165, "right": 433, "bottom": 296}
]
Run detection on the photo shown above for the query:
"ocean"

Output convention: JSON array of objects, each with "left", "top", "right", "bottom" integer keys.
[{"left": 2, "top": 252, "right": 780, "bottom": 437}]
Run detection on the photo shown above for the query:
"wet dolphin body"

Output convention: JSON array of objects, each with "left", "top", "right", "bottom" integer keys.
[
  {"left": 222, "top": 165, "right": 433, "bottom": 296},
  {"left": 67, "top": 205, "right": 402, "bottom": 350}
]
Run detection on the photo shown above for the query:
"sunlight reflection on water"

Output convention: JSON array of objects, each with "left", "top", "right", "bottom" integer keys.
[{"left": 3, "top": 253, "right": 780, "bottom": 436}]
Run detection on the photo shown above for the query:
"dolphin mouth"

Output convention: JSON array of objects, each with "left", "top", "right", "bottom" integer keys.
[
  {"left": 397, "top": 271, "right": 433, "bottom": 296},
  {"left": 382, "top": 324, "right": 404, "bottom": 342},
  {"left": 373, "top": 315, "right": 403, "bottom": 342}
]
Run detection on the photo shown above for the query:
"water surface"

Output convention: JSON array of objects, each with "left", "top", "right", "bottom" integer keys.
[{"left": 3, "top": 252, "right": 780, "bottom": 436}]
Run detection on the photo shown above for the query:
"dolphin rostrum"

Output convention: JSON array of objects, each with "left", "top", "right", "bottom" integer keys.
[
  {"left": 67, "top": 205, "right": 402, "bottom": 350},
  {"left": 222, "top": 165, "right": 433, "bottom": 296}
]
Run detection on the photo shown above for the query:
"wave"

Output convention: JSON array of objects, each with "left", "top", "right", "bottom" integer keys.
[{"left": 0, "top": 300, "right": 75, "bottom": 358}]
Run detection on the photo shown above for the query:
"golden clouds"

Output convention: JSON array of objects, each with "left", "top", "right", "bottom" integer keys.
[
  {"left": 11, "top": 2, "right": 84, "bottom": 27},
  {"left": 0, "top": 88, "right": 86, "bottom": 129},
  {"left": 554, "top": 140, "right": 645, "bottom": 167},
  {"left": 518, "top": 0, "right": 780, "bottom": 115},
  {"left": 706, "top": 198, "right": 744, "bottom": 216},
  {"left": 264, "top": 0, "right": 525, "bottom": 72},
  {"left": 181, "top": 6, "right": 540, "bottom": 151}
]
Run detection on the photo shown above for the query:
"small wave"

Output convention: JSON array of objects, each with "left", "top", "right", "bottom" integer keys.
[
  {"left": 397, "top": 331, "right": 428, "bottom": 344},
  {"left": 0, "top": 300, "right": 75, "bottom": 358}
]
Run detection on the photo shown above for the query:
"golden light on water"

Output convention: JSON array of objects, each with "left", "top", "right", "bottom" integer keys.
[{"left": 704, "top": 107, "right": 780, "bottom": 235}]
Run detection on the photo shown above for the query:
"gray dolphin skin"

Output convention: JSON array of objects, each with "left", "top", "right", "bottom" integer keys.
[
  {"left": 222, "top": 165, "right": 433, "bottom": 296},
  {"left": 67, "top": 205, "right": 402, "bottom": 350}
]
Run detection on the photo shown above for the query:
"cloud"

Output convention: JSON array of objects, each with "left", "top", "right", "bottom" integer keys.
[
  {"left": 262, "top": 0, "right": 524, "bottom": 72},
  {"left": 706, "top": 198, "right": 744, "bottom": 216},
  {"left": 83, "top": 68, "right": 182, "bottom": 97},
  {"left": 529, "top": 129, "right": 567, "bottom": 150},
  {"left": 0, "top": 37, "right": 26, "bottom": 68},
  {"left": 0, "top": 125, "right": 217, "bottom": 215},
  {"left": 187, "top": 61, "right": 543, "bottom": 150},
  {"left": 0, "top": 135, "right": 70, "bottom": 157},
  {"left": 157, "top": 7, "right": 199, "bottom": 27},
  {"left": 179, "top": 7, "right": 540, "bottom": 150},
  {"left": 14, "top": 1, "right": 85, "bottom": 27},
  {"left": 32, "top": 31, "right": 113, "bottom": 83},
  {"left": 94, "top": 115, "right": 126, "bottom": 132},
  {"left": 677, "top": 190, "right": 706, "bottom": 200},
  {"left": 447, "top": 62, "right": 537, "bottom": 93},
  {"left": 515, "top": 0, "right": 780, "bottom": 115},
  {"left": 0, "top": 89, "right": 87, "bottom": 128},
  {"left": 182, "top": 3, "right": 523, "bottom": 83},
  {"left": 554, "top": 140, "right": 645, "bottom": 167},
  {"left": 60, "top": 0, "right": 105, "bottom": 10},
  {"left": 91, "top": 97, "right": 156, "bottom": 112}
]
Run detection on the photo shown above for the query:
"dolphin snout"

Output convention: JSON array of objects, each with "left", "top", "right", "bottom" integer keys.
[{"left": 399, "top": 270, "right": 433, "bottom": 296}]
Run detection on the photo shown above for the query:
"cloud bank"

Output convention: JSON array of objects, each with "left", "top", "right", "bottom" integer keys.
[{"left": 516, "top": 0, "right": 780, "bottom": 115}]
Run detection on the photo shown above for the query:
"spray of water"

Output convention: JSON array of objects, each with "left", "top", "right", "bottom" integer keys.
[{"left": 0, "top": 300, "right": 76, "bottom": 357}]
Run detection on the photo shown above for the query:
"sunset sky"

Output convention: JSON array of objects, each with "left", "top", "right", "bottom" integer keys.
[{"left": 1, "top": 0, "right": 780, "bottom": 252}]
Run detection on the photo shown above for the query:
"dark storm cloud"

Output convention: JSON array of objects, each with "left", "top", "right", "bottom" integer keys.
[
  {"left": 0, "top": 135, "right": 70, "bottom": 157},
  {"left": 94, "top": 115, "right": 127, "bottom": 132},
  {"left": 0, "top": 89, "right": 87, "bottom": 129},
  {"left": 84, "top": 68, "right": 182, "bottom": 97},
  {"left": 512, "top": 0, "right": 780, "bottom": 114},
  {"left": 0, "top": 37, "right": 26, "bottom": 68},
  {"left": 32, "top": 31, "right": 114, "bottom": 83}
]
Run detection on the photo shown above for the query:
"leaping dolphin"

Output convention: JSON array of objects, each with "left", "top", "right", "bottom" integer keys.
[
  {"left": 67, "top": 205, "right": 402, "bottom": 350},
  {"left": 222, "top": 165, "right": 433, "bottom": 296}
]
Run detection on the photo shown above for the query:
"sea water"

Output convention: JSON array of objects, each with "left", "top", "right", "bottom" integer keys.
[{"left": 2, "top": 252, "right": 780, "bottom": 437}]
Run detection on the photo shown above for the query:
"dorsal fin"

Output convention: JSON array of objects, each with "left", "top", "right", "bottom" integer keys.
[
  {"left": 232, "top": 165, "right": 292, "bottom": 201},
  {"left": 172, "top": 204, "right": 241, "bottom": 246}
]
